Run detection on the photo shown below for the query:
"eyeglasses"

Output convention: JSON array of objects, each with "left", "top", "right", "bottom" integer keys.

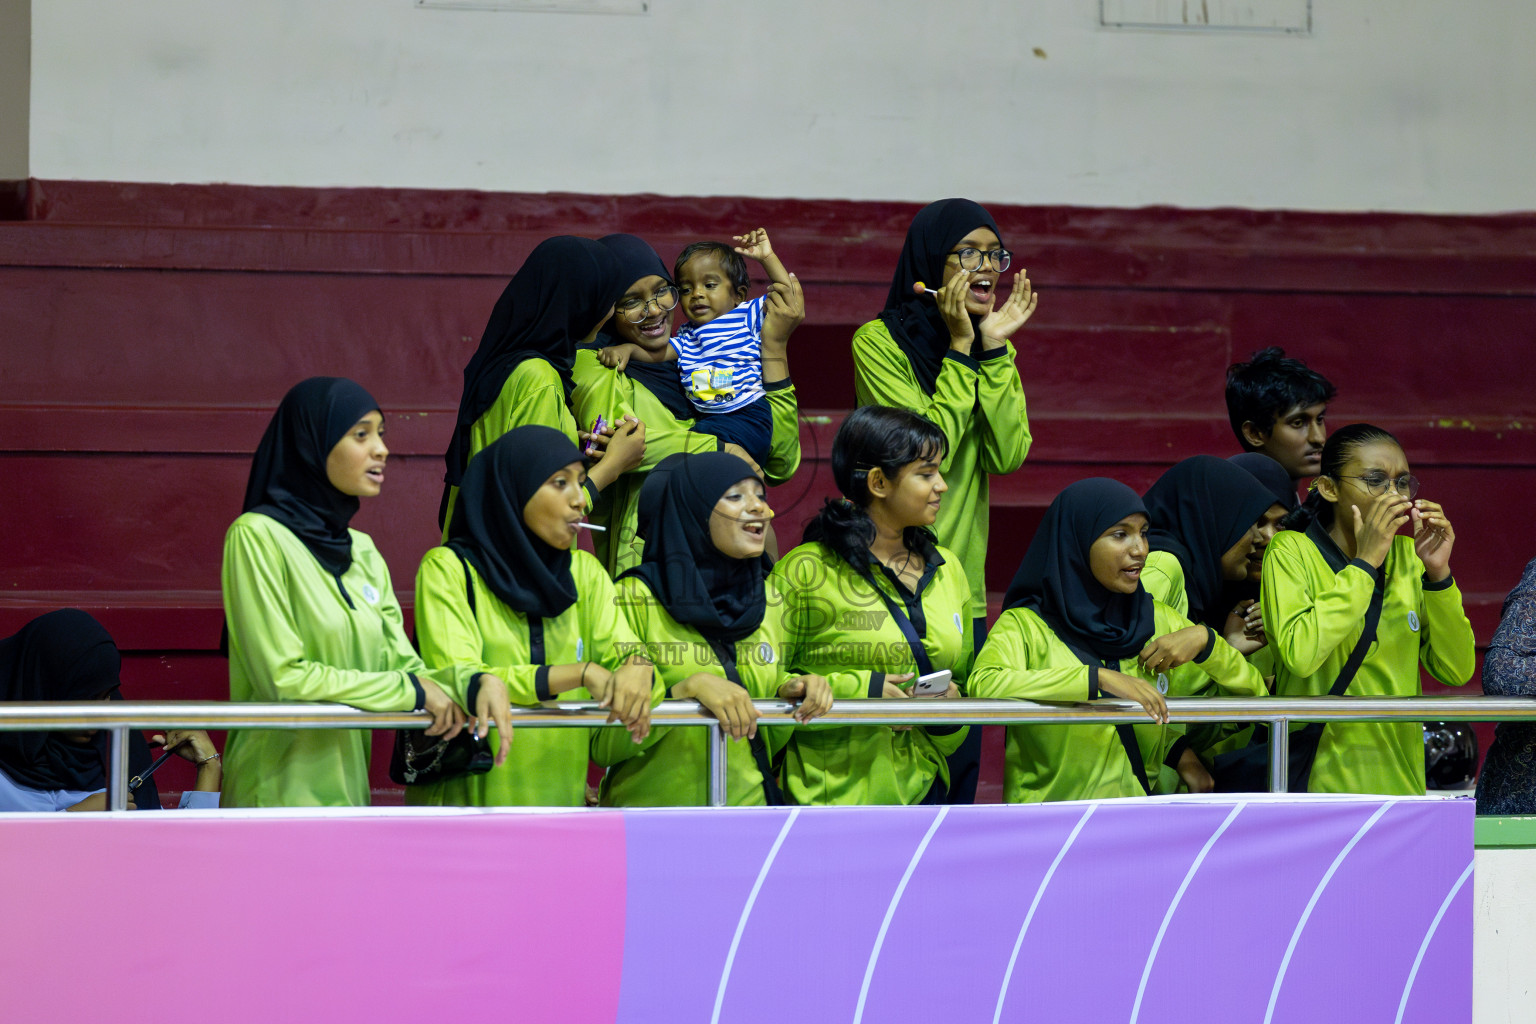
[
  {"left": 946, "top": 247, "right": 1012, "bottom": 272},
  {"left": 615, "top": 286, "right": 680, "bottom": 323},
  {"left": 1337, "top": 473, "right": 1420, "bottom": 500}
]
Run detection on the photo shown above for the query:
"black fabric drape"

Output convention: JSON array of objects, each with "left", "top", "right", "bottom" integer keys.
[
  {"left": 622, "top": 452, "right": 768, "bottom": 644},
  {"left": 875, "top": 198, "right": 1002, "bottom": 395},
  {"left": 243, "top": 376, "right": 380, "bottom": 576},
  {"left": 1002, "top": 478, "right": 1156, "bottom": 662},
  {"left": 446, "top": 425, "right": 586, "bottom": 619}
]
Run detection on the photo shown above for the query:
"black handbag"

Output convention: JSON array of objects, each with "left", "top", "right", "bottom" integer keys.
[
  {"left": 389, "top": 551, "right": 494, "bottom": 787},
  {"left": 1212, "top": 571, "right": 1385, "bottom": 793}
]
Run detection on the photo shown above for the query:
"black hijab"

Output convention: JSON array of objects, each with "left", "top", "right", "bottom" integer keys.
[
  {"left": 877, "top": 198, "right": 1003, "bottom": 395},
  {"left": 444, "top": 236, "right": 625, "bottom": 495},
  {"left": 0, "top": 609, "right": 159, "bottom": 808},
  {"left": 244, "top": 376, "right": 380, "bottom": 576},
  {"left": 1142, "top": 455, "right": 1279, "bottom": 624},
  {"left": 1228, "top": 452, "right": 1300, "bottom": 511},
  {"left": 446, "top": 425, "right": 584, "bottom": 619},
  {"left": 1002, "top": 478, "right": 1155, "bottom": 662},
  {"left": 586, "top": 233, "right": 696, "bottom": 421},
  {"left": 622, "top": 452, "right": 769, "bottom": 644}
]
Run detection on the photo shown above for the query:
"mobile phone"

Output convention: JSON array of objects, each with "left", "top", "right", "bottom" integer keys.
[{"left": 911, "top": 669, "right": 952, "bottom": 696}]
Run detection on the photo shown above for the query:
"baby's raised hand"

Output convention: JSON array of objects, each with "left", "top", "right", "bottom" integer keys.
[
  {"left": 732, "top": 228, "right": 774, "bottom": 262},
  {"left": 598, "top": 344, "right": 636, "bottom": 372}
]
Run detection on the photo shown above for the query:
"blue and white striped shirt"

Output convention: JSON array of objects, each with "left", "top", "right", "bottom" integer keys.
[{"left": 672, "top": 295, "right": 765, "bottom": 414}]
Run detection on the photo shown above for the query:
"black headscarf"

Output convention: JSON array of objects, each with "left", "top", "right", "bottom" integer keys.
[
  {"left": 586, "top": 233, "right": 696, "bottom": 421},
  {"left": 877, "top": 198, "right": 1003, "bottom": 395},
  {"left": 1002, "top": 478, "right": 1156, "bottom": 662},
  {"left": 622, "top": 452, "right": 769, "bottom": 644},
  {"left": 0, "top": 609, "right": 159, "bottom": 808},
  {"left": 446, "top": 425, "right": 584, "bottom": 619},
  {"left": 244, "top": 376, "right": 380, "bottom": 576},
  {"left": 444, "top": 236, "right": 625, "bottom": 495},
  {"left": 1143, "top": 455, "right": 1279, "bottom": 624},
  {"left": 1228, "top": 452, "right": 1300, "bottom": 511}
]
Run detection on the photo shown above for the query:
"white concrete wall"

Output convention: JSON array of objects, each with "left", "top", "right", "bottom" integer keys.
[
  {"left": 1475, "top": 848, "right": 1536, "bottom": 1024},
  {"left": 0, "top": 0, "right": 28, "bottom": 179},
  {"left": 24, "top": 0, "right": 1536, "bottom": 212}
]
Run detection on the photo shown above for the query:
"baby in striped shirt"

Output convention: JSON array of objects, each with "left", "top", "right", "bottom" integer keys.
[{"left": 600, "top": 229, "right": 790, "bottom": 466}]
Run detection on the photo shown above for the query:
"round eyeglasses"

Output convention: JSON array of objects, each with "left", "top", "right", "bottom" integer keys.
[
  {"left": 1337, "top": 473, "right": 1420, "bottom": 500},
  {"left": 616, "top": 286, "right": 680, "bottom": 323},
  {"left": 947, "top": 247, "right": 1012, "bottom": 272}
]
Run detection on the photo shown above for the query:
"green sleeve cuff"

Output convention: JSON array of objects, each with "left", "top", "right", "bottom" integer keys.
[
  {"left": 466, "top": 672, "right": 484, "bottom": 710},
  {"left": 943, "top": 350, "right": 980, "bottom": 373},
  {"left": 1087, "top": 665, "right": 1101, "bottom": 700},
  {"left": 408, "top": 673, "right": 425, "bottom": 712},
  {"left": 976, "top": 346, "right": 1010, "bottom": 361},
  {"left": 583, "top": 478, "right": 602, "bottom": 503},
  {"left": 534, "top": 666, "right": 553, "bottom": 702},
  {"left": 868, "top": 671, "right": 886, "bottom": 698},
  {"left": 1423, "top": 573, "right": 1456, "bottom": 592},
  {"left": 764, "top": 378, "right": 793, "bottom": 392}
]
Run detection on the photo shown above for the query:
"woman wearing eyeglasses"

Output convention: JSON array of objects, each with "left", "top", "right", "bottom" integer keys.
[
  {"left": 440, "top": 236, "right": 642, "bottom": 538},
  {"left": 572, "top": 234, "right": 806, "bottom": 576},
  {"left": 851, "top": 198, "right": 1037, "bottom": 802},
  {"left": 1264, "top": 423, "right": 1475, "bottom": 794}
]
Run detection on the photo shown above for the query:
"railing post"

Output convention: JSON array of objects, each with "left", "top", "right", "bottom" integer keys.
[
  {"left": 707, "top": 720, "right": 728, "bottom": 807},
  {"left": 1268, "top": 718, "right": 1290, "bottom": 793},
  {"left": 107, "top": 726, "right": 130, "bottom": 810}
]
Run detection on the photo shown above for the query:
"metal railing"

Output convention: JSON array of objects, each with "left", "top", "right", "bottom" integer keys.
[{"left": 3, "top": 695, "right": 1533, "bottom": 809}]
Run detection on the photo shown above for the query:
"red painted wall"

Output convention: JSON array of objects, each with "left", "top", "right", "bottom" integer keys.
[{"left": 3, "top": 180, "right": 1532, "bottom": 798}]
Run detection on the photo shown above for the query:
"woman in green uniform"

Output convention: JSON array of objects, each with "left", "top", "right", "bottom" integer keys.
[
  {"left": 852, "top": 198, "right": 1036, "bottom": 643},
  {"left": 1140, "top": 454, "right": 1283, "bottom": 782},
  {"left": 1263, "top": 423, "right": 1475, "bottom": 794},
  {"left": 222, "top": 377, "right": 511, "bottom": 807},
  {"left": 598, "top": 451, "right": 836, "bottom": 806},
  {"left": 771, "top": 405, "right": 970, "bottom": 806},
  {"left": 440, "top": 235, "right": 642, "bottom": 535},
  {"left": 572, "top": 233, "right": 805, "bottom": 575},
  {"left": 407, "top": 425, "right": 657, "bottom": 807},
  {"left": 969, "top": 478, "right": 1264, "bottom": 803},
  {"left": 852, "top": 198, "right": 1036, "bottom": 802}
]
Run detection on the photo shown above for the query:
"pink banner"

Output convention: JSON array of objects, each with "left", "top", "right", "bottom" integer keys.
[{"left": 0, "top": 796, "right": 1471, "bottom": 1023}]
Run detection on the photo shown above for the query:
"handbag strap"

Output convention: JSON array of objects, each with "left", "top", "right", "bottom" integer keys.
[
  {"left": 1058, "top": 636, "right": 1154, "bottom": 795},
  {"left": 1115, "top": 722, "right": 1153, "bottom": 795},
  {"left": 1329, "top": 570, "right": 1386, "bottom": 696},
  {"left": 705, "top": 637, "right": 786, "bottom": 806},
  {"left": 858, "top": 567, "right": 936, "bottom": 677}
]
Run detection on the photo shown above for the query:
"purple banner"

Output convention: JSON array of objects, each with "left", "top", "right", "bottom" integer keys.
[
  {"left": 618, "top": 796, "right": 1472, "bottom": 1024},
  {"left": 0, "top": 795, "right": 1471, "bottom": 1023}
]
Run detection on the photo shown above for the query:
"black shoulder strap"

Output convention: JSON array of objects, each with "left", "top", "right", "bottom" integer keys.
[
  {"left": 1059, "top": 635, "right": 1153, "bottom": 795},
  {"left": 1330, "top": 572, "right": 1386, "bottom": 697},
  {"left": 858, "top": 569, "right": 936, "bottom": 677},
  {"left": 457, "top": 551, "right": 477, "bottom": 617},
  {"left": 1115, "top": 722, "right": 1153, "bottom": 796},
  {"left": 706, "top": 638, "right": 786, "bottom": 806}
]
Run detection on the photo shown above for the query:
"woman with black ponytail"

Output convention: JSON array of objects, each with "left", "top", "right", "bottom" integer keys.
[
  {"left": 1263, "top": 423, "right": 1475, "bottom": 794},
  {"left": 770, "top": 406, "right": 971, "bottom": 805}
]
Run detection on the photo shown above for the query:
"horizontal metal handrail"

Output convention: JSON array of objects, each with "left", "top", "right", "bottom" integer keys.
[
  {"left": 4, "top": 696, "right": 1530, "bottom": 809},
  {"left": 2, "top": 695, "right": 1534, "bottom": 730}
]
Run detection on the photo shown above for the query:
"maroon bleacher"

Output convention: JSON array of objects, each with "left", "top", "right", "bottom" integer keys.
[{"left": 3, "top": 179, "right": 1532, "bottom": 800}]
